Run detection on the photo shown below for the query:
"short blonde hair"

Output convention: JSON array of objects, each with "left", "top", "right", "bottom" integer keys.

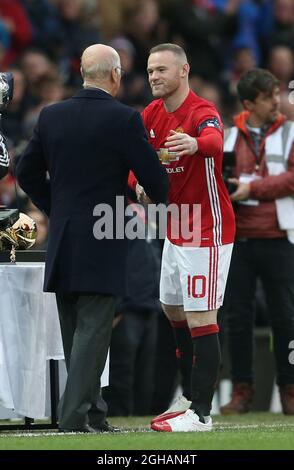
[{"left": 149, "top": 43, "right": 188, "bottom": 65}]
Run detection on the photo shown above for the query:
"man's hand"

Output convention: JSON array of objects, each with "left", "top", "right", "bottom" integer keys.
[
  {"left": 229, "top": 178, "right": 251, "bottom": 201},
  {"left": 135, "top": 183, "right": 152, "bottom": 204},
  {"left": 165, "top": 130, "right": 198, "bottom": 156}
]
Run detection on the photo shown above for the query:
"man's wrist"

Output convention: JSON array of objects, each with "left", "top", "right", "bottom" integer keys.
[{"left": 193, "top": 137, "right": 198, "bottom": 154}]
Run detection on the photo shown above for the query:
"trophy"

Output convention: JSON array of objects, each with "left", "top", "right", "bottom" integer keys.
[{"left": 0, "top": 212, "right": 37, "bottom": 262}]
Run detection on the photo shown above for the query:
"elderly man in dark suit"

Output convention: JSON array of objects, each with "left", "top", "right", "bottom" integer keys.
[{"left": 16, "top": 44, "right": 168, "bottom": 433}]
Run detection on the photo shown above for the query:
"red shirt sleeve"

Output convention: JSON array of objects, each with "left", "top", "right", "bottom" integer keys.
[
  {"left": 197, "top": 127, "right": 223, "bottom": 157},
  {"left": 128, "top": 171, "right": 137, "bottom": 191}
]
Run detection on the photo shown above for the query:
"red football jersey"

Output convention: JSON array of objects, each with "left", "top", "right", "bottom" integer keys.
[{"left": 141, "top": 90, "right": 235, "bottom": 247}]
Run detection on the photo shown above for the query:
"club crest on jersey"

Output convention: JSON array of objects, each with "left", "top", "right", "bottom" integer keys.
[
  {"left": 150, "top": 129, "right": 155, "bottom": 138},
  {"left": 175, "top": 127, "right": 184, "bottom": 133}
]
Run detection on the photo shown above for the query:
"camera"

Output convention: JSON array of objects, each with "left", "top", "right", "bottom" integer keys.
[
  {"left": 223, "top": 151, "right": 237, "bottom": 194},
  {"left": 0, "top": 72, "right": 14, "bottom": 111}
]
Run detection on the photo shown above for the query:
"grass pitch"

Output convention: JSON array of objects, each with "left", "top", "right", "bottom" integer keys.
[{"left": 0, "top": 413, "right": 293, "bottom": 450}]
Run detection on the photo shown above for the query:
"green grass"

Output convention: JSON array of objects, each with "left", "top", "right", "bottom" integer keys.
[{"left": 0, "top": 413, "right": 294, "bottom": 450}]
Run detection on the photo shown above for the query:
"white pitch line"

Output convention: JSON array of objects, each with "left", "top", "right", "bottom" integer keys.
[
  {"left": 0, "top": 423, "right": 294, "bottom": 437},
  {"left": 0, "top": 429, "right": 146, "bottom": 440}
]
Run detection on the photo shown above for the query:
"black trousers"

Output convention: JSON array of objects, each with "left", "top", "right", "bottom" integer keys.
[
  {"left": 103, "top": 309, "right": 157, "bottom": 416},
  {"left": 223, "top": 238, "right": 294, "bottom": 386},
  {"left": 56, "top": 292, "right": 116, "bottom": 429}
]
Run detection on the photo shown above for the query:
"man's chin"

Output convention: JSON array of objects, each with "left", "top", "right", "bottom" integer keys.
[
  {"left": 270, "top": 111, "right": 280, "bottom": 122},
  {"left": 152, "top": 89, "right": 163, "bottom": 98}
]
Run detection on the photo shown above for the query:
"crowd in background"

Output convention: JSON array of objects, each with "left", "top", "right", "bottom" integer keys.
[
  {"left": 0, "top": 0, "right": 293, "bottom": 415},
  {"left": 0, "top": 0, "right": 293, "bottom": 216}
]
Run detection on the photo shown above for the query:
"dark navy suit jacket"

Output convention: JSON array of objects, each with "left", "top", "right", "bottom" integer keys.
[{"left": 16, "top": 88, "right": 168, "bottom": 294}]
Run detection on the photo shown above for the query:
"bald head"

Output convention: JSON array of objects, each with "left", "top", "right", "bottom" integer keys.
[{"left": 80, "top": 44, "right": 121, "bottom": 91}]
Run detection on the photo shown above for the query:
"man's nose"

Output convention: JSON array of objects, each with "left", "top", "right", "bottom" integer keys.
[
  {"left": 272, "top": 94, "right": 280, "bottom": 106},
  {"left": 150, "top": 71, "right": 159, "bottom": 81}
]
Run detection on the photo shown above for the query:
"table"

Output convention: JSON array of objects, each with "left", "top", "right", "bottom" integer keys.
[
  {"left": 0, "top": 263, "right": 109, "bottom": 423},
  {"left": 0, "top": 263, "right": 63, "bottom": 419}
]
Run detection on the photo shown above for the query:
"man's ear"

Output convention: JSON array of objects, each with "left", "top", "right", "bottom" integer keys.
[
  {"left": 181, "top": 63, "right": 190, "bottom": 78},
  {"left": 243, "top": 99, "right": 254, "bottom": 111},
  {"left": 111, "top": 67, "right": 117, "bottom": 83},
  {"left": 80, "top": 66, "right": 84, "bottom": 78}
]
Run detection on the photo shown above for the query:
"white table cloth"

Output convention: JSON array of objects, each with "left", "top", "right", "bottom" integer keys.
[{"left": 0, "top": 263, "right": 108, "bottom": 419}]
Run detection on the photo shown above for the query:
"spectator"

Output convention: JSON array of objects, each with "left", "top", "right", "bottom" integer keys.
[
  {"left": 0, "top": 0, "right": 32, "bottom": 67},
  {"left": 21, "top": 0, "right": 63, "bottom": 58},
  {"left": 57, "top": 0, "right": 103, "bottom": 87},
  {"left": 221, "top": 68, "right": 294, "bottom": 415},
  {"left": 267, "top": 45, "right": 294, "bottom": 92},
  {"left": 265, "top": 0, "right": 294, "bottom": 53},
  {"left": 20, "top": 48, "right": 57, "bottom": 101},
  {"left": 109, "top": 36, "right": 152, "bottom": 108},
  {"left": 161, "top": 0, "right": 239, "bottom": 80}
]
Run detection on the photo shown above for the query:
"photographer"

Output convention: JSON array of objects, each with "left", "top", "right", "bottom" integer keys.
[
  {"left": 0, "top": 72, "right": 13, "bottom": 179},
  {"left": 221, "top": 68, "right": 294, "bottom": 415}
]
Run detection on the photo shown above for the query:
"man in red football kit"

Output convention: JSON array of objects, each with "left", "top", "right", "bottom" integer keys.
[{"left": 129, "top": 43, "right": 235, "bottom": 432}]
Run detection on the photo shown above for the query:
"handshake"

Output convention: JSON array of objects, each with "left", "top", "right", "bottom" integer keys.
[{"left": 135, "top": 183, "right": 152, "bottom": 204}]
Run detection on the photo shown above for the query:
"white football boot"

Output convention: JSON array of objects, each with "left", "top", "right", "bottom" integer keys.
[
  {"left": 151, "top": 395, "right": 192, "bottom": 425},
  {"left": 151, "top": 409, "right": 213, "bottom": 432}
]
